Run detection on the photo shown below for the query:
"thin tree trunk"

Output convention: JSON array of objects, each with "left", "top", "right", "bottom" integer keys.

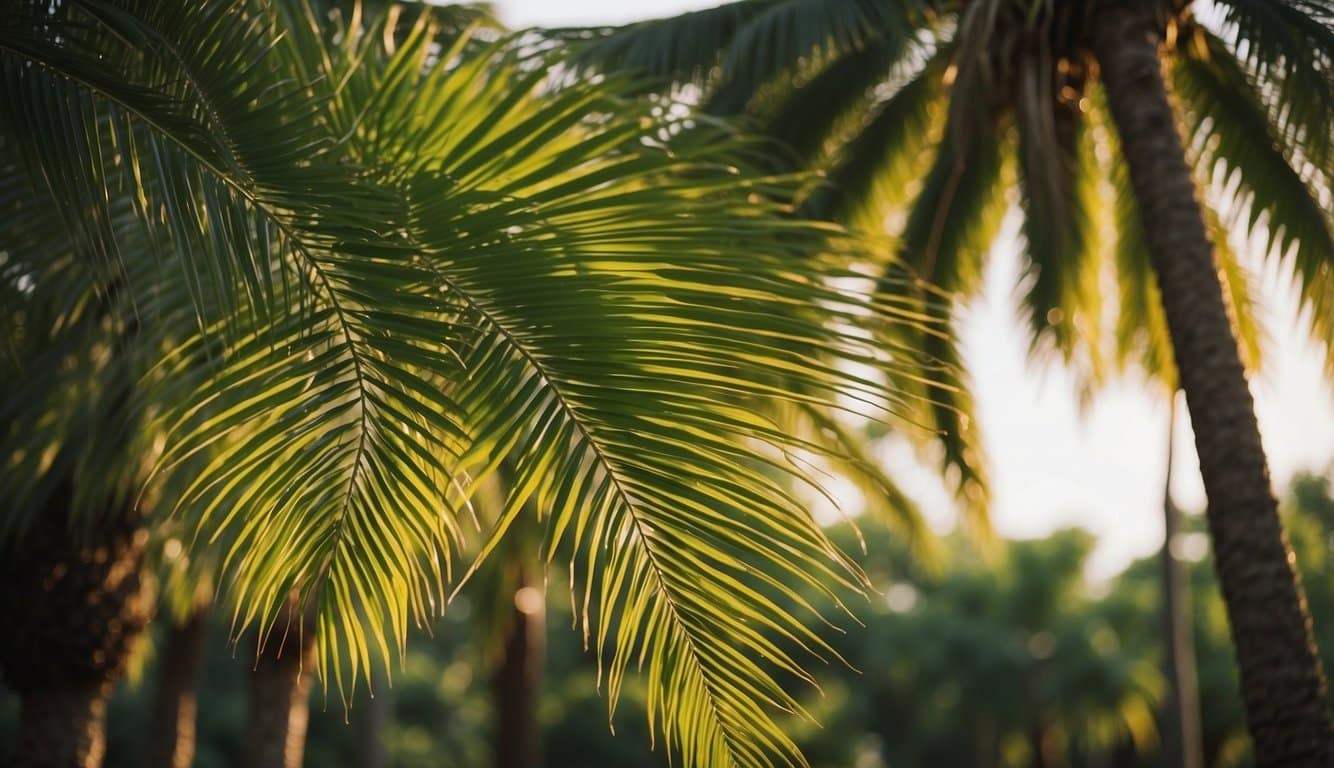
[
  {"left": 244, "top": 596, "right": 318, "bottom": 768},
  {"left": 1092, "top": 6, "right": 1334, "bottom": 763},
  {"left": 494, "top": 565, "right": 544, "bottom": 768},
  {"left": 353, "top": 671, "right": 389, "bottom": 768},
  {"left": 149, "top": 594, "right": 211, "bottom": 768},
  {"left": 1159, "top": 393, "right": 1203, "bottom": 768},
  {"left": 0, "top": 497, "right": 150, "bottom": 768}
]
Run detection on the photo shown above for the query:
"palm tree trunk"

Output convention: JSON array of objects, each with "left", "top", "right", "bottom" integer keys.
[
  {"left": 1159, "top": 393, "right": 1203, "bottom": 768},
  {"left": 14, "top": 687, "right": 108, "bottom": 768},
  {"left": 0, "top": 498, "right": 150, "bottom": 768},
  {"left": 244, "top": 596, "right": 318, "bottom": 768},
  {"left": 1092, "top": 6, "right": 1334, "bottom": 763},
  {"left": 494, "top": 565, "right": 544, "bottom": 768},
  {"left": 148, "top": 595, "right": 211, "bottom": 768}
]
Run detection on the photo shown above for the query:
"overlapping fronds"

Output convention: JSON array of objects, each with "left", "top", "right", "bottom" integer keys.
[
  {"left": 0, "top": 2, "right": 942, "bottom": 766},
  {"left": 879, "top": 106, "right": 1007, "bottom": 524},
  {"left": 798, "top": 48, "right": 948, "bottom": 229},
  {"left": 707, "top": 0, "right": 929, "bottom": 115}
]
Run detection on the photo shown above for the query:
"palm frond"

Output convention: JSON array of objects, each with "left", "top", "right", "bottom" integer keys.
[
  {"left": 1013, "top": 52, "right": 1103, "bottom": 383},
  {"left": 877, "top": 101, "right": 1008, "bottom": 526},
  {"left": 799, "top": 47, "right": 949, "bottom": 230},
  {"left": 706, "top": 0, "right": 930, "bottom": 115},
  {"left": 781, "top": 401, "right": 939, "bottom": 565},
  {"left": 2, "top": 3, "right": 940, "bottom": 766},
  {"left": 752, "top": 35, "right": 912, "bottom": 171},
  {"left": 1173, "top": 30, "right": 1333, "bottom": 365},
  {"left": 1206, "top": 0, "right": 1334, "bottom": 174},
  {"left": 400, "top": 103, "right": 907, "bottom": 763},
  {"left": 564, "top": 1, "right": 779, "bottom": 87}
]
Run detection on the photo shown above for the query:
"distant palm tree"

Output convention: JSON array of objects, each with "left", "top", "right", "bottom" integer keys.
[
  {"left": 0, "top": 2, "right": 942, "bottom": 767},
  {"left": 573, "top": 0, "right": 1334, "bottom": 761}
]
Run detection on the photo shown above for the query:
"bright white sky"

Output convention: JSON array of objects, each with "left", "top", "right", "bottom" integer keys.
[{"left": 494, "top": 0, "right": 1334, "bottom": 578}]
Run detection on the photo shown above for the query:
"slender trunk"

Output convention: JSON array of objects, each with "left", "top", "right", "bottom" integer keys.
[
  {"left": 1093, "top": 7, "right": 1334, "bottom": 763},
  {"left": 244, "top": 597, "right": 318, "bottom": 768},
  {"left": 1159, "top": 393, "right": 1203, "bottom": 768},
  {"left": 148, "top": 595, "right": 211, "bottom": 768},
  {"left": 0, "top": 497, "right": 150, "bottom": 768},
  {"left": 494, "top": 566, "right": 544, "bottom": 768}
]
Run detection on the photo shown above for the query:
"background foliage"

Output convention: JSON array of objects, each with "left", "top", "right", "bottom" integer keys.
[{"left": 4, "top": 472, "right": 1327, "bottom": 768}]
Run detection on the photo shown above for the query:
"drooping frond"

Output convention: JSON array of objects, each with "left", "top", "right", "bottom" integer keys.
[
  {"left": 878, "top": 100, "right": 1009, "bottom": 525},
  {"left": 1012, "top": 49, "right": 1103, "bottom": 382},
  {"left": 799, "top": 47, "right": 949, "bottom": 230},
  {"left": 397, "top": 107, "right": 916, "bottom": 767},
  {"left": 564, "top": 1, "right": 780, "bottom": 87},
  {"left": 1172, "top": 30, "right": 1334, "bottom": 366},
  {"left": 706, "top": 0, "right": 930, "bottom": 115},
  {"left": 1206, "top": 0, "right": 1334, "bottom": 174}
]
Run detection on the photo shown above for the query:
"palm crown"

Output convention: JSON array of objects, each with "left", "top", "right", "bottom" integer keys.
[{"left": 0, "top": 2, "right": 949, "bottom": 766}]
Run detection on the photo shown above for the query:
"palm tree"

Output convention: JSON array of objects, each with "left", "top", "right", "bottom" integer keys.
[
  {"left": 0, "top": 2, "right": 942, "bottom": 766},
  {"left": 571, "top": 0, "right": 1334, "bottom": 760}
]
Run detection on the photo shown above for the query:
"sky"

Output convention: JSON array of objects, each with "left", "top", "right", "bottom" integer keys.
[{"left": 493, "top": 0, "right": 1334, "bottom": 578}]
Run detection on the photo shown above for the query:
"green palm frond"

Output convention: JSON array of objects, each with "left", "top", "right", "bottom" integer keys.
[
  {"left": 565, "top": 1, "right": 780, "bottom": 86},
  {"left": 1172, "top": 31, "right": 1333, "bottom": 365},
  {"left": 707, "top": 0, "right": 929, "bottom": 115},
  {"left": 2, "top": 3, "right": 940, "bottom": 766},
  {"left": 1207, "top": 0, "right": 1334, "bottom": 174},
  {"left": 753, "top": 35, "right": 911, "bottom": 171},
  {"left": 1012, "top": 62, "right": 1104, "bottom": 391},
  {"left": 799, "top": 47, "right": 948, "bottom": 229},
  {"left": 879, "top": 104, "right": 1008, "bottom": 525}
]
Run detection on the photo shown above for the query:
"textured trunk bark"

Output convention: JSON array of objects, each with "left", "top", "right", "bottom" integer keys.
[
  {"left": 494, "top": 566, "right": 544, "bottom": 768},
  {"left": 1159, "top": 393, "right": 1203, "bottom": 768},
  {"left": 0, "top": 495, "right": 150, "bottom": 768},
  {"left": 244, "top": 598, "right": 318, "bottom": 768},
  {"left": 148, "top": 597, "right": 210, "bottom": 768},
  {"left": 14, "top": 686, "right": 107, "bottom": 768},
  {"left": 1092, "top": 6, "right": 1334, "bottom": 763}
]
